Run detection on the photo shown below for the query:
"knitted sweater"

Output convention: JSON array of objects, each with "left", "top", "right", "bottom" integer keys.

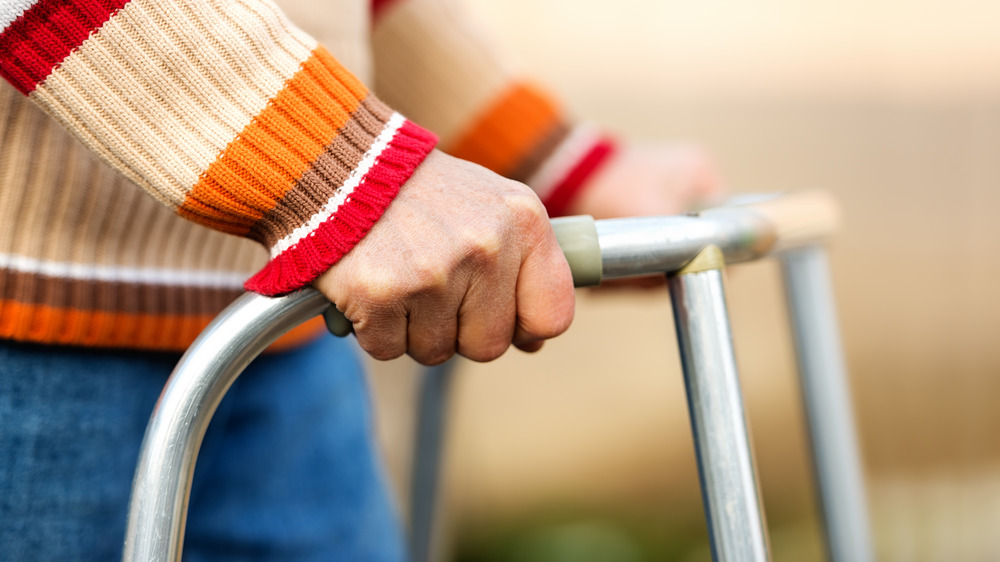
[{"left": 0, "top": 0, "right": 615, "bottom": 351}]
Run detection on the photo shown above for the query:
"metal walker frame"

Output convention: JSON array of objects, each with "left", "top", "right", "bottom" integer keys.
[{"left": 122, "top": 192, "right": 872, "bottom": 562}]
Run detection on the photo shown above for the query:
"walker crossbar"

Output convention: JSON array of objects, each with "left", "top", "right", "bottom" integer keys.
[{"left": 123, "top": 191, "right": 869, "bottom": 562}]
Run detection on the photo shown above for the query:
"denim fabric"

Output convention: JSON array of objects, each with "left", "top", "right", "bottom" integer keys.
[{"left": 0, "top": 335, "right": 406, "bottom": 561}]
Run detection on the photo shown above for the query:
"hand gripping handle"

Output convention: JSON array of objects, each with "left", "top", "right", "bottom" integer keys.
[
  {"left": 323, "top": 214, "right": 603, "bottom": 336},
  {"left": 324, "top": 190, "right": 838, "bottom": 335}
]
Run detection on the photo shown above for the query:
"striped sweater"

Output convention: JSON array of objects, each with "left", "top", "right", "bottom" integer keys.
[{"left": 0, "top": 0, "right": 615, "bottom": 351}]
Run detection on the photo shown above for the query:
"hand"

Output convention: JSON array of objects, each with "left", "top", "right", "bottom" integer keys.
[
  {"left": 564, "top": 142, "right": 724, "bottom": 220},
  {"left": 314, "top": 150, "right": 575, "bottom": 365}
]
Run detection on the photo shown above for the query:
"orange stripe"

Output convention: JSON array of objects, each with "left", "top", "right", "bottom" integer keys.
[
  {"left": 0, "top": 299, "right": 213, "bottom": 350},
  {"left": 179, "top": 47, "right": 369, "bottom": 234},
  {"left": 446, "top": 83, "right": 563, "bottom": 177},
  {"left": 0, "top": 300, "right": 325, "bottom": 352}
]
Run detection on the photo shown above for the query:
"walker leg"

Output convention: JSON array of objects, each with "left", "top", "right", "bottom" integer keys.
[
  {"left": 409, "top": 360, "right": 456, "bottom": 562},
  {"left": 780, "top": 246, "right": 873, "bottom": 562},
  {"left": 669, "top": 246, "right": 771, "bottom": 562}
]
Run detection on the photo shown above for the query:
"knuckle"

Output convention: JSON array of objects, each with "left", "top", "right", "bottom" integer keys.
[
  {"left": 351, "top": 312, "right": 407, "bottom": 362},
  {"left": 460, "top": 226, "right": 504, "bottom": 268},
  {"left": 360, "top": 339, "right": 405, "bottom": 361},
  {"left": 409, "top": 257, "right": 450, "bottom": 294},
  {"left": 503, "top": 184, "right": 547, "bottom": 223},
  {"left": 413, "top": 345, "right": 456, "bottom": 367},
  {"left": 349, "top": 266, "right": 400, "bottom": 306},
  {"left": 461, "top": 339, "right": 510, "bottom": 363},
  {"left": 351, "top": 261, "right": 447, "bottom": 307}
]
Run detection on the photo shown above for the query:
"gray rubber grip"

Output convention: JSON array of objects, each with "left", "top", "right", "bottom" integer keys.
[
  {"left": 323, "top": 215, "right": 602, "bottom": 337},
  {"left": 551, "top": 215, "right": 602, "bottom": 287},
  {"left": 324, "top": 306, "right": 353, "bottom": 337}
]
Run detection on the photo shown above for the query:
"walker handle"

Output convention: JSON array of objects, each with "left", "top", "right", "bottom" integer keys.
[{"left": 325, "top": 190, "right": 839, "bottom": 336}]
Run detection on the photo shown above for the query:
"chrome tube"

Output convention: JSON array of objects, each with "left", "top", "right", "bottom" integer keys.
[
  {"left": 595, "top": 207, "right": 777, "bottom": 280},
  {"left": 409, "top": 360, "right": 456, "bottom": 562},
  {"left": 780, "top": 246, "right": 873, "bottom": 562},
  {"left": 669, "top": 248, "right": 770, "bottom": 562},
  {"left": 122, "top": 289, "right": 329, "bottom": 562}
]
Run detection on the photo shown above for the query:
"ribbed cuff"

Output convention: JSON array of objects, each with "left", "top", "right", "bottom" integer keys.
[
  {"left": 537, "top": 134, "right": 617, "bottom": 217},
  {"left": 245, "top": 118, "right": 437, "bottom": 295}
]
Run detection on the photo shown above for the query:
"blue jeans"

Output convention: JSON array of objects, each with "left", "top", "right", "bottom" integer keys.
[{"left": 0, "top": 335, "right": 406, "bottom": 561}]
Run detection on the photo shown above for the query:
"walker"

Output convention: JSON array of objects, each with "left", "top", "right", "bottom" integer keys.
[{"left": 122, "top": 191, "right": 873, "bottom": 562}]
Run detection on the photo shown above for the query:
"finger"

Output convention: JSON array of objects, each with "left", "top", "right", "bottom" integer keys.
[
  {"left": 514, "top": 340, "right": 544, "bottom": 353},
  {"left": 512, "top": 232, "right": 575, "bottom": 348},
  {"left": 406, "top": 290, "right": 461, "bottom": 366},
  {"left": 351, "top": 305, "right": 408, "bottom": 361},
  {"left": 456, "top": 269, "right": 517, "bottom": 363}
]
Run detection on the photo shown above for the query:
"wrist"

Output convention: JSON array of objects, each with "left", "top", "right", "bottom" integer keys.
[{"left": 528, "top": 124, "right": 618, "bottom": 217}]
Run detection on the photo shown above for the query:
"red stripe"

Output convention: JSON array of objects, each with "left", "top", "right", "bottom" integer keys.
[
  {"left": 245, "top": 119, "right": 438, "bottom": 296},
  {"left": 371, "top": 0, "right": 402, "bottom": 21},
  {"left": 0, "top": 0, "right": 130, "bottom": 94},
  {"left": 542, "top": 137, "right": 617, "bottom": 217}
]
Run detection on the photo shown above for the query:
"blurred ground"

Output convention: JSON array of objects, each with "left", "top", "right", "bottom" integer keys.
[{"left": 366, "top": 1, "right": 1000, "bottom": 559}]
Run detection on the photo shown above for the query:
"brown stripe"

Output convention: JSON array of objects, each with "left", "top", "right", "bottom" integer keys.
[
  {"left": 249, "top": 96, "right": 393, "bottom": 248},
  {"left": 179, "top": 47, "right": 369, "bottom": 234},
  {"left": 0, "top": 268, "right": 243, "bottom": 316},
  {"left": 506, "top": 121, "right": 571, "bottom": 184}
]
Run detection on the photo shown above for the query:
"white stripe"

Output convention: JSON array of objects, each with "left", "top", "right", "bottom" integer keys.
[
  {"left": 526, "top": 124, "right": 604, "bottom": 199},
  {"left": 0, "top": 0, "right": 38, "bottom": 31},
  {"left": 0, "top": 252, "right": 247, "bottom": 289},
  {"left": 269, "top": 112, "right": 407, "bottom": 258}
]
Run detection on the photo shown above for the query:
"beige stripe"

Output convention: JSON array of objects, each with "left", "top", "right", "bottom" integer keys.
[
  {"left": 0, "top": 89, "right": 269, "bottom": 293},
  {"left": 0, "top": 83, "right": 14, "bottom": 141},
  {"left": 0, "top": 88, "right": 40, "bottom": 259},
  {"left": 31, "top": 0, "right": 317, "bottom": 207},
  {"left": 372, "top": 0, "right": 515, "bottom": 144},
  {"left": 526, "top": 124, "right": 605, "bottom": 199}
]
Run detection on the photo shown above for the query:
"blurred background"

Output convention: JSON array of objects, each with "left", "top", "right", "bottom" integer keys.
[{"left": 366, "top": 0, "right": 1000, "bottom": 560}]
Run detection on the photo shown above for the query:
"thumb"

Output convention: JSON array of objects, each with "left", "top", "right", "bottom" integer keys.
[{"left": 512, "top": 231, "right": 575, "bottom": 348}]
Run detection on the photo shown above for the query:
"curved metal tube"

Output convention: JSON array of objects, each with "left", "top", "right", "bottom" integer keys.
[
  {"left": 123, "top": 289, "right": 329, "bottom": 562},
  {"left": 595, "top": 207, "right": 777, "bottom": 280},
  {"left": 123, "top": 192, "right": 841, "bottom": 561}
]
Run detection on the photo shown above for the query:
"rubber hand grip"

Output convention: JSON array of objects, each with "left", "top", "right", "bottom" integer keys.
[{"left": 324, "top": 306, "right": 354, "bottom": 338}]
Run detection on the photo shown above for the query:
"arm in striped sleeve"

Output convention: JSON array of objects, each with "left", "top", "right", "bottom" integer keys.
[
  {"left": 370, "top": 0, "right": 616, "bottom": 217},
  {"left": 0, "top": 0, "right": 438, "bottom": 295}
]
